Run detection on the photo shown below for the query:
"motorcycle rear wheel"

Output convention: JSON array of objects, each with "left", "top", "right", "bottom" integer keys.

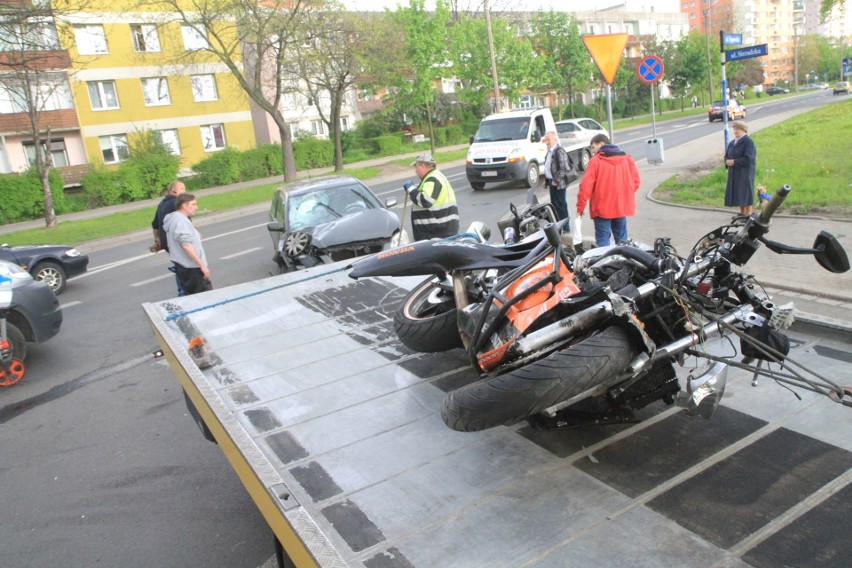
[
  {"left": 394, "top": 277, "right": 463, "bottom": 353},
  {"left": 441, "top": 325, "right": 639, "bottom": 431}
]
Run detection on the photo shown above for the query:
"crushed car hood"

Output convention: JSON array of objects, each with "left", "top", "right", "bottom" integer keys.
[{"left": 310, "top": 209, "right": 399, "bottom": 248}]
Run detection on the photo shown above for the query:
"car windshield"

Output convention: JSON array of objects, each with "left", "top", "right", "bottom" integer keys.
[
  {"left": 287, "top": 183, "right": 378, "bottom": 230},
  {"left": 556, "top": 122, "right": 578, "bottom": 134},
  {"left": 473, "top": 117, "right": 530, "bottom": 142}
]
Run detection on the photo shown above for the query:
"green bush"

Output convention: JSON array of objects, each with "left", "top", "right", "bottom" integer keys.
[
  {"left": 370, "top": 135, "right": 403, "bottom": 156},
  {"left": 127, "top": 131, "right": 180, "bottom": 197},
  {"left": 0, "top": 169, "right": 66, "bottom": 223},
  {"left": 433, "top": 127, "right": 447, "bottom": 146},
  {"left": 293, "top": 138, "right": 334, "bottom": 170},
  {"left": 240, "top": 144, "right": 284, "bottom": 180},
  {"left": 81, "top": 167, "right": 122, "bottom": 207},
  {"left": 445, "top": 125, "right": 464, "bottom": 144},
  {"left": 191, "top": 147, "right": 242, "bottom": 186}
]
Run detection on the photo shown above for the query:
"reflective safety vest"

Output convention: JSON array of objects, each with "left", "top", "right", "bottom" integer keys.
[{"left": 408, "top": 168, "right": 459, "bottom": 240}]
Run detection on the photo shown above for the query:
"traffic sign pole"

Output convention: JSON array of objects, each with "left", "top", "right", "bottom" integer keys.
[
  {"left": 635, "top": 55, "right": 665, "bottom": 164},
  {"left": 720, "top": 31, "right": 730, "bottom": 147}
]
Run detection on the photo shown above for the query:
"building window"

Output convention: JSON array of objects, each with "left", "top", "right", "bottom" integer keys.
[
  {"left": 340, "top": 117, "right": 350, "bottom": 132},
  {"left": 87, "top": 80, "right": 119, "bottom": 110},
  {"left": 181, "top": 25, "right": 209, "bottom": 51},
  {"left": 99, "top": 134, "right": 129, "bottom": 164},
  {"left": 0, "top": 82, "right": 28, "bottom": 113},
  {"left": 311, "top": 120, "right": 325, "bottom": 136},
  {"left": 201, "top": 124, "right": 225, "bottom": 151},
  {"left": 517, "top": 94, "right": 533, "bottom": 109},
  {"left": 131, "top": 24, "right": 160, "bottom": 52},
  {"left": 282, "top": 92, "right": 297, "bottom": 110},
  {"left": 141, "top": 77, "right": 170, "bottom": 106},
  {"left": 74, "top": 24, "right": 108, "bottom": 55},
  {"left": 0, "top": 19, "right": 60, "bottom": 52},
  {"left": 190, "top": 74, "right": 218, "bottom": 102},
  {"left": 156, "top": 129, "right": 180, "bottom": 155},
  {"left": 23, "top": 139, "right": 68, "bottom": 167}
]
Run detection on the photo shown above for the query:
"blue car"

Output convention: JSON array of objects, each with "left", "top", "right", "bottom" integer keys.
[{"left": 0, "top": 243, "right": 88, "bottom": 294}]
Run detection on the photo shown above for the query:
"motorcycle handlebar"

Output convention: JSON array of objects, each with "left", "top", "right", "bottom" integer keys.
[{"left": 757, "top": 184, "right": 791, "bottom": 225}]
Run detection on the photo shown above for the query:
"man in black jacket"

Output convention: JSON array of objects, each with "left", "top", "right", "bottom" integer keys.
[{"left": 151, "top": 181, "right": 186, "bottom": 295}]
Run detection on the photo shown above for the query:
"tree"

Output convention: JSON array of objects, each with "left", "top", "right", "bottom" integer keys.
[
  {"left": 151, "top": 0, "right": 315, "bottom": 182},
  {"left": 388, "top": 0, "right": 450, "bottom": 155},
  {"left": 530, "top": 10, "right": 594, "bottom": 119},
  {"left": 727, "top": 58, "right": 764, "bottom": 90},
  {"left": 820, "top": 0, "right": 847, "bottom": 21},
  {"left": 288, "top": 7, "right": 364, "bottom": 171},
  {"left": 0, "top": 0, "right": 89, "bottom": 228}
]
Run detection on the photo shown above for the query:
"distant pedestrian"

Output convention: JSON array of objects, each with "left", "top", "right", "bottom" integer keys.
[
  {"left": 691, "top": 95, "right": 698, "bottom": 108},
  {"left": 163, "top": 193, "right": 212, "bottom": 295},
  {"left": 151, "top": 180, "right": 186, "bottom": 296},
  {"left": 576, "top": 134, "right": 641, "bottom": 247},
  {"left": 543, "top": 131, "right": 576, "bottom": 223},
  {"left": 405, "top": 153, "right": 459, "bottom": 241},
  {"left": 724, "top": 121, "right": 757, "bottom": 216}
]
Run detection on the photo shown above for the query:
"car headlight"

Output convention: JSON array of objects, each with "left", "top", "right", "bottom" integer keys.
[
  {"left": 64, "top": 248, "right": 83, "bottom": 257},
  {"left": 0, "top": 261, "right": 33, "bottom": 281}
]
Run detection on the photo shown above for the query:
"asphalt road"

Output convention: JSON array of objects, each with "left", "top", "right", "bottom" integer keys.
[{"left": 0, "top": 89, "right": 843, "bottom": 568}]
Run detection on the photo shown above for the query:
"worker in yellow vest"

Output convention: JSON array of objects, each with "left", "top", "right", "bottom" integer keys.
[{"left": 404, "top": 153, "right": 459, "bottom": 240}]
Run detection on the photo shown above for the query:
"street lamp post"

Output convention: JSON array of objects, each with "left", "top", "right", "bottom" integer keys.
[
  {"left": 704, "top": 10, "right": 714, "bottom": 102},
  {"left": 484, "top": 0, "right": 501, "bottom": 112}
]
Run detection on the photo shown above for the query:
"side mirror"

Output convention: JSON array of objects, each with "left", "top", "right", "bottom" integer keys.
[
  {"left": 530, "top": 131, "right": 541, "bottom": 143},
  {"left": 469, "top": 135, "right": 475, "bottom": 144},
  {"left": 385, "top": 197, "right": 398, "bottom": 208},
  {"left": 814, "top": 231, "right": 850, "bottom": 273},
  {"left": 266, "top": 221, "right": 284, "bottom": 233}
]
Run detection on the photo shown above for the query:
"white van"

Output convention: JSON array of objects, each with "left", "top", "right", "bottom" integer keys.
[{"left": 465, "top": 108, "right": 556, "bottom": 191}]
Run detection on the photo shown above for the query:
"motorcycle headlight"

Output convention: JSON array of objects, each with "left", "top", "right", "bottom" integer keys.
[{"left": 283, "top": 231, "right": 311, "bottom": 257}]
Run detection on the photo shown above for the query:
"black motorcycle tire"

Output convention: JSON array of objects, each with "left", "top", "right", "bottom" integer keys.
[
  {"left": 394, "top": 277, "right": 464, "bottom": 353},
  {"left": 441, "top": 325, "right": 639, "bottom": 432}
]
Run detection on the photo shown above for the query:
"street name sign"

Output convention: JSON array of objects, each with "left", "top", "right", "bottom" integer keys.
[
  {"left": 725, "top": 44, "right": 768, "bottom": 62},
  {"left": 723, "top": 33, "right": 743, "bottom": 46}
]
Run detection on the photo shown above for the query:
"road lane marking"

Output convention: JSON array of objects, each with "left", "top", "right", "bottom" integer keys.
[
  {"left": 60, "top": 300, "right": 82, "bottom": 308},
  {"left": 131, "top": 273, "right": 173, "bottom": 287},
  {"left": 221, "top": 246, "right": 263, "bottom": 260}
]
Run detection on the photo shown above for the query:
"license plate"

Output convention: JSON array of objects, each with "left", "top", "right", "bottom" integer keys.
[{"left": 481, "top": 171, "right": 497, "bottom": 177}]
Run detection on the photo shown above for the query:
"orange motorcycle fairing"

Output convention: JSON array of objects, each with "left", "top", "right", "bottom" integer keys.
[
  {"left": 476, "top": 256, "right": 581, "bottom": 371},
  {"left": 499, "top": 255, "right": 580, "bottom": 333}
]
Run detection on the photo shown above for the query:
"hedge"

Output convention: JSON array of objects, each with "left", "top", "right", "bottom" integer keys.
[
  {"left": 0, "top": 169, "right": 66, "bottom": 223},
  {"left": 293, "top": 138, "right": 334, "bottom": 170}
]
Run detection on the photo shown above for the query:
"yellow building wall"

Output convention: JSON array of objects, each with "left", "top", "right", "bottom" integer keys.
[{"left": 61, "top": 11, "right": 256, "bottom": 169}]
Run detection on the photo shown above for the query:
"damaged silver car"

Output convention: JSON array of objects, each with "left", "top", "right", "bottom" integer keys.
[{"left": 267, "top": 176, "right": 408, "bottom": 273}]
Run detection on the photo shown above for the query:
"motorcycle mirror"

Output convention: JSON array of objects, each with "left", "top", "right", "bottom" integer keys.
[{"left": 813, "top": 231, "right": 850, "bottom": 274}]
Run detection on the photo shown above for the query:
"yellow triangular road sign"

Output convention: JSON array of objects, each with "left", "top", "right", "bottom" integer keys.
[{"left": 583, "top": 33, "right": 628, "bottom": 85}]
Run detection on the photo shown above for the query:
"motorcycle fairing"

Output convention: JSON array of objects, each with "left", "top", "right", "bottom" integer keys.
[
  {"left": 476, "top": 256, "right": 582, "bottom": 371},
  {"left": 348, "top": 237, "right": 542, "bottom": 279}
]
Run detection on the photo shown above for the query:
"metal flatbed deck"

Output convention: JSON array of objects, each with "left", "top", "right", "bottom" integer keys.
[{"left": 143, "top": 260, "right": 852, "bottom": 568}]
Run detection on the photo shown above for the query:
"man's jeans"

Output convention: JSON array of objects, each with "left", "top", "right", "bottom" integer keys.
[{"left": 593, "top": 217, "right": 628, "bottom": 247}]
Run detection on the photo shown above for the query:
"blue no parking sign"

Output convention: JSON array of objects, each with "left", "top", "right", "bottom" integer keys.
[{"left": 636, "top": 55, "right": 664, "bottom": 84}]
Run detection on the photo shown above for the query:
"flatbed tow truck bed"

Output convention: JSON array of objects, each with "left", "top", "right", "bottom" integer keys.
[{"left": 143, "top": 260, "right": 852, "bottom": 568}]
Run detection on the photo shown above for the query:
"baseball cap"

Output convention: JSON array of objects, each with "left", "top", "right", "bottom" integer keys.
[{"left": 411, "top": 153, "right": 436, "bottom": 166}]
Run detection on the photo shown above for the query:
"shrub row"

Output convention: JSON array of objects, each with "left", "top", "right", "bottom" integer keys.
[
  {"left": 0, "top": 169, "right": 66, "bottom": 224},
  {"left": 81, "top": 150, "right": 180, "bottom": 207}
]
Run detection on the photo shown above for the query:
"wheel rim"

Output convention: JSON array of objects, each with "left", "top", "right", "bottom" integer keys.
[
  {"left": 581, "top": 150, "right": 590, "bottom": 169},
  {"left": 405, "top": 282, "right": 455, "bottom": 321},
  {"left": 528, "top": 164, "right": 539, "bottom": 186},
  {"left": 36, "top": 266, "right": 62, "bottom": 291},
  {"left": 284, "top": 232, "right": 310, "bottom": 256}
]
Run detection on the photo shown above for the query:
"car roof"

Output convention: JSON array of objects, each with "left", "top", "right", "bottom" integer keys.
[
  {"left": 555, "top": 117, "right": 598, "bottom": 125},
  {"left": 278, "top": 175, "right": 369, "bottom": 198}
]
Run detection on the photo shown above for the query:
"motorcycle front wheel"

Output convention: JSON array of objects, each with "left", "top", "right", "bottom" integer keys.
[
  {"left": 441, "top": 325, "right": 640, "bottom": 432},
  {"left": 394, "top": 277, "right": 464, "bottom": 353}
]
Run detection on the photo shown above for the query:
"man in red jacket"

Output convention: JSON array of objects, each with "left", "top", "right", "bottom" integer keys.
[{"left": 576, "top": 134, "right": 641, "bottom": 247}]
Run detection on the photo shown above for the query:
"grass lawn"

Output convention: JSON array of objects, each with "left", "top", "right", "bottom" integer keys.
[{"left": 655, "top": 99, "right": 852, "bottom": 216}]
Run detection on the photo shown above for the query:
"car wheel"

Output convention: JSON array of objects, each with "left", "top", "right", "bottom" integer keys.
[
  {"left": 4, "top": 322, "right": 27, "bottom": 362},
  {"left": 579, "top": 149, "right": 591, "bottom": 171},
  {"left": 470, "top": 182, "right": 485, "bottom": 191},
  {"left": 283, "top": 232, "right": 310, "bottom": 257},
  {"left": 32, "top": 261, "right": 66, "bottom": 295},
  {"left": 524, "top": 162, "right": 540, "bottom": 188}
]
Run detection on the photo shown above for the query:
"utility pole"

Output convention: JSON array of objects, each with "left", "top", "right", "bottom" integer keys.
[
  {"left": 484, "top": 0, "right": 501, "bottom": 112},
  {"left": 704, "top": 10, "right": 714, "bottom": 103}
]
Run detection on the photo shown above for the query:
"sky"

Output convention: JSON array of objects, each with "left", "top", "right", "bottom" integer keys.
[{"left": 339, "top": 1, "right": 622, "bottom": 12}]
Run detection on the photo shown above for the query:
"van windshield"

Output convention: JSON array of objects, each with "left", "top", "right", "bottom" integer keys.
[{"left": 473, "top": 118, "right": 531, "bottom": 142}]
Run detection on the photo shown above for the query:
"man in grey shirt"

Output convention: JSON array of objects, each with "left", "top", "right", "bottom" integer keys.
[{"left": 163, "top": 193, "right": 212, "bottom": 295}]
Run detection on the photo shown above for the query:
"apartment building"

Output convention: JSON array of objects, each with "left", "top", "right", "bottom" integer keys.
[
  {"left": 62, "top": 4, "right": 256, "bottom": 172},
  {"left": 0, "top": 5, "right": 86, "bottom": 181}
]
